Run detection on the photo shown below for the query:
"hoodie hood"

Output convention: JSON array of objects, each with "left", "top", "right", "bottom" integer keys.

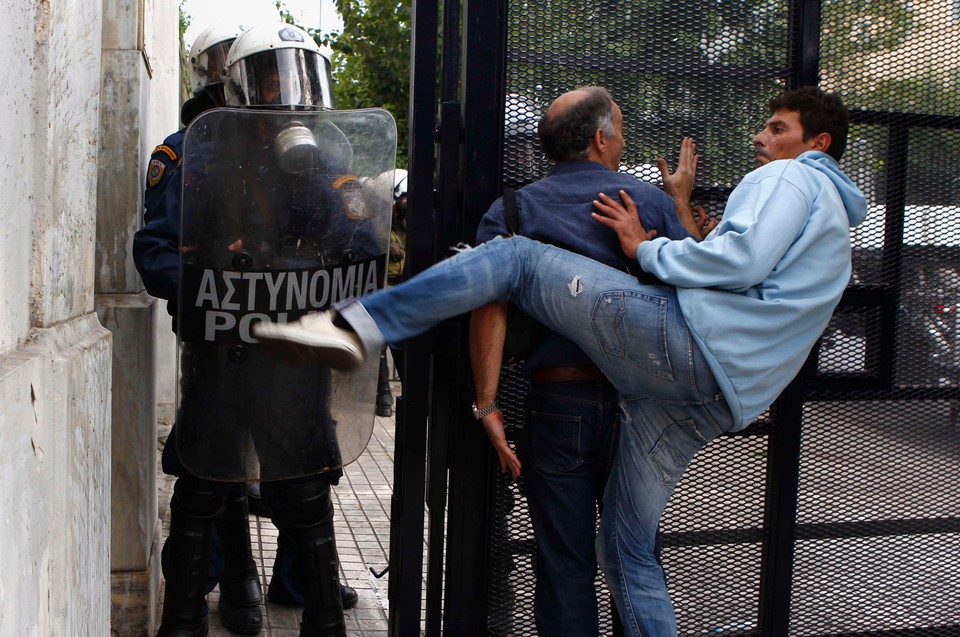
[{"left": 796, "top": 150, "right": 868, "bottom": 227}]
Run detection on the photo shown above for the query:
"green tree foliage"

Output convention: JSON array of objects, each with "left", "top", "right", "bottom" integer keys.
[
  {"left": 278, "top": 1, "right": 411, "bottom": 167},
  {"left": 179, "top": 0, "right": 192, "bottom": 105}
]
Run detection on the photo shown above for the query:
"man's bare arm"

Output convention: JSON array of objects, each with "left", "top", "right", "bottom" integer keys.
[{"left": 469, "top": 302, "right": 522, "bottom": 478}]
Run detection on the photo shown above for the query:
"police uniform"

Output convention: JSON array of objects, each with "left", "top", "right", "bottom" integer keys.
[
  {"left": 184, "top": 119, "right": 373, "bottom": 636},
  {"left": 133, "top": 99, "right": 359, "bottom": 637}
]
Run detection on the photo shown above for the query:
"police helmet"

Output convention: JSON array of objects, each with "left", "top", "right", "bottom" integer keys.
[
  {"left": 393, "top": 168, "right": 408, "bottom": 201},
  {"left": 224, "top": 23, "right": 334, "bottom": 109},
  {"left": 188, "top": 25, "right": 242, "bottom": 95}
]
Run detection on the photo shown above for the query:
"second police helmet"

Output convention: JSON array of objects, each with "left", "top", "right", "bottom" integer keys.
[
  {"left": 224, "top": 23, "right": 334, "bottom": 109},
  {"left": 393, "top": 168, "right": 408, "bottom": 202},
  {"left": 393, "top": 168, "right": 408, "bottom": 215}
]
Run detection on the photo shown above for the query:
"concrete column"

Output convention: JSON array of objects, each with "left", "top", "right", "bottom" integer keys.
[
  {"left": 97, "top": 293, "right": 160, "bottom": 636},
  {"left": 97, "top": 0, "right": 179, "bottom": 634}
]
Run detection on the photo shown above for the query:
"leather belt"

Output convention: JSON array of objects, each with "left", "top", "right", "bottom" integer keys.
[{"left": 531, "top": 364, "right": 601, "bottom": 384}]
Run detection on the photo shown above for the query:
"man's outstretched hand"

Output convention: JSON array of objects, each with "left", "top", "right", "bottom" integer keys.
[
  {"left": 657, "top": 137, "right": 718, "bottom": 240},
  {"left": 658, "top": 136, "right": 697, "bottom": 204},
  {"left": 592, "top": 190, "right": 656, "bottom": 260}
]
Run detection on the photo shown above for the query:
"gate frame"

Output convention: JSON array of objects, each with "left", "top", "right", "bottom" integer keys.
[{"left": 391, "top": 1, "right": 960, "bottom": 635}]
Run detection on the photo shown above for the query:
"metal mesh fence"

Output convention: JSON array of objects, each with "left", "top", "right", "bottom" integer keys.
[
  {"left": 483, "top": 0, "right": 960, "bottom": 635},
  {"left": 502, "top": 0, "right": 792, "bottom": 195},
  {"left": 796, "top": 3, "right": 960, "bottom": 633},
  {"left": 790, "top": 401, "right": 960, "bottom": 635}
]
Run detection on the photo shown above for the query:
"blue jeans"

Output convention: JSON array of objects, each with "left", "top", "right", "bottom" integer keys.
[
  {"left": 522, "top": 379, "right": 619, "bottom": 637},
  {"left": 339, "top": 236, "right": 735, "bottom": 637}
]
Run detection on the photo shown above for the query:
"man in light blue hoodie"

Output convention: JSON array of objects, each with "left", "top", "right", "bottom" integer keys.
[{"left": 254, "top": 87, "right": 868, "bottom": 637}]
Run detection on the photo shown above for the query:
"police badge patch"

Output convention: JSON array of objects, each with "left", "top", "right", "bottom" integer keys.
[
  {"left": 148, "top": 158, "right": 165, "bottom": 187},
  {"left": 278, "top": 27, "right": 305, "bottom": 42},
  {"left": 341, "top": 188, "right": 368, "bottom": 220}
]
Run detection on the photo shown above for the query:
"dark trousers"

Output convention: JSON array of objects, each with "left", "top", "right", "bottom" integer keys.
[{"left": 520, "top": 378, "right": 621, "bottom": 637}]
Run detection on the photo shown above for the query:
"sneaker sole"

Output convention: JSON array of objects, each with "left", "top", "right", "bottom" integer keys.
[{"left": 255, "top": 328, "right": 362, "bottom": 371}]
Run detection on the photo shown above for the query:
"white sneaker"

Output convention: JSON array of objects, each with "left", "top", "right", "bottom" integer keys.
[{"left": 253, "top": 311, "right": 365, "bottom": 370}]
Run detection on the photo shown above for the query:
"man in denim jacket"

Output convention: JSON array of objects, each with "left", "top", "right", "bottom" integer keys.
[{"left": 471, "top": 86, "right": 705, "bottom": 637}]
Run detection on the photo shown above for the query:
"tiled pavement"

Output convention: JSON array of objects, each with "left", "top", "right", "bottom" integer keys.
[{"left": 156, "top": 379, "right": 400, "bottom": 637}]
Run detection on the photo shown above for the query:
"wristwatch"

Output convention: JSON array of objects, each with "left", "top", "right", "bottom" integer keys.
[{"left": 471, "top": 400, "right": 500, "bottom": 420}]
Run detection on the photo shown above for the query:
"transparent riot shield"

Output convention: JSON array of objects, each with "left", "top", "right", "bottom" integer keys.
[{"left": 175, "top": 108, "right": 396, "bottom": 482}]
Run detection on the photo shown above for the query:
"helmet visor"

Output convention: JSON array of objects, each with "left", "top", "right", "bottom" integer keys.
[
  {"left": 226, "top": 48, "right": 333, "bottom": 109},
  {"left": 190, "top": 40, "right": 233, "bottom": 93}
]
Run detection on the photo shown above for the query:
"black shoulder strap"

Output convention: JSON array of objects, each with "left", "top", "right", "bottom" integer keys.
[{"left": 502, "top": 187, "right": 521, "bottom": 235}]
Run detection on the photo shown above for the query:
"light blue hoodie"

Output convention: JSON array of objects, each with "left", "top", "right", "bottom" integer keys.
[{"left": 636, "top": 150, "right": 868, "bottom": 430}]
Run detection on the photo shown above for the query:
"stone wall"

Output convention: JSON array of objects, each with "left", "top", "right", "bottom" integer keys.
[
  {"left": 0, "top": 0, "right": 178, "bottom": 633},
  {"left": 0, "top": 0, "right": 112, "bottom": 634}
]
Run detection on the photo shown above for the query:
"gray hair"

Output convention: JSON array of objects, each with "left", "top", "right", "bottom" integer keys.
[{"left": 538, "top": 86, "right": 615, "bottom": 162}]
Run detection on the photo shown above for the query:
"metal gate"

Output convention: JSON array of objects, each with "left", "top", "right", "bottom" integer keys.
[{"left": 390, "top": 1, "right": 960, "bottom": 635}]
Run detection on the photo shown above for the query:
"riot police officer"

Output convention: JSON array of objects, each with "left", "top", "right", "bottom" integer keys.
[
  {"left": 133, "top": 23, "right": 360, "bottom": 637},
  {"left": 373, "top": 169, "right": 409, "bottom": 416},
  {"left": 216, "top": 23, "right": 379, "bottom": 637},
  {"left": 219, "top": 22, "right": 361, "bottom": 617},
  {"left": 134, "top": 25, "right": 268, "bottom": 637}
]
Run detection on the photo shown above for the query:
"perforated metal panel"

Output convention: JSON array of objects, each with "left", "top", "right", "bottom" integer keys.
[
  {"left": 790, "top": 401, "right": 960, "bottom": 635},
  {"left": 794, "top": 1, "right": 960, "bottom": 634},
  {"left": 502, "top": 1, "right": 799, "bottom": 195}
]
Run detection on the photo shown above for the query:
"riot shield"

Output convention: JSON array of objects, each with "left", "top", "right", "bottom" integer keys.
[{"left": 175, "top": 108, "right": 396, "bottom": 482}]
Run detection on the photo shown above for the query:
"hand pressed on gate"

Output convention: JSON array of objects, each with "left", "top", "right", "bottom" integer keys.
[
  {"left": 659, "top": 137, "right": 697, "bottom": 210},
  {"left": 656, "top": 137, "right": 718, "bottom": 240},
  {"left": 592, "top": 140, "right": 719, "bottom": 259}
]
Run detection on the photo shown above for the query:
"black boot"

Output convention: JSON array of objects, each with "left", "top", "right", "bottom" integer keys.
[
  {"left": 295, "top": 530, "right": 346, "bottom": 637},
  {"left": 265, "top": 478, "right": 346, "bottom": 637},
  {"left": 376, "top": 347, "right": 393, "bottom": 417},
  {"left": 267, "top": 534, "right": 359, "bottom": 610},
  {"left": 157, "top": 477, "right": 228, "bottom": 637},
  {"left": 216, "top": 485, "right": 263, "bottom": 635},
  {"left": 246, "top": 482, "right": 272, "bottom": 517}
]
